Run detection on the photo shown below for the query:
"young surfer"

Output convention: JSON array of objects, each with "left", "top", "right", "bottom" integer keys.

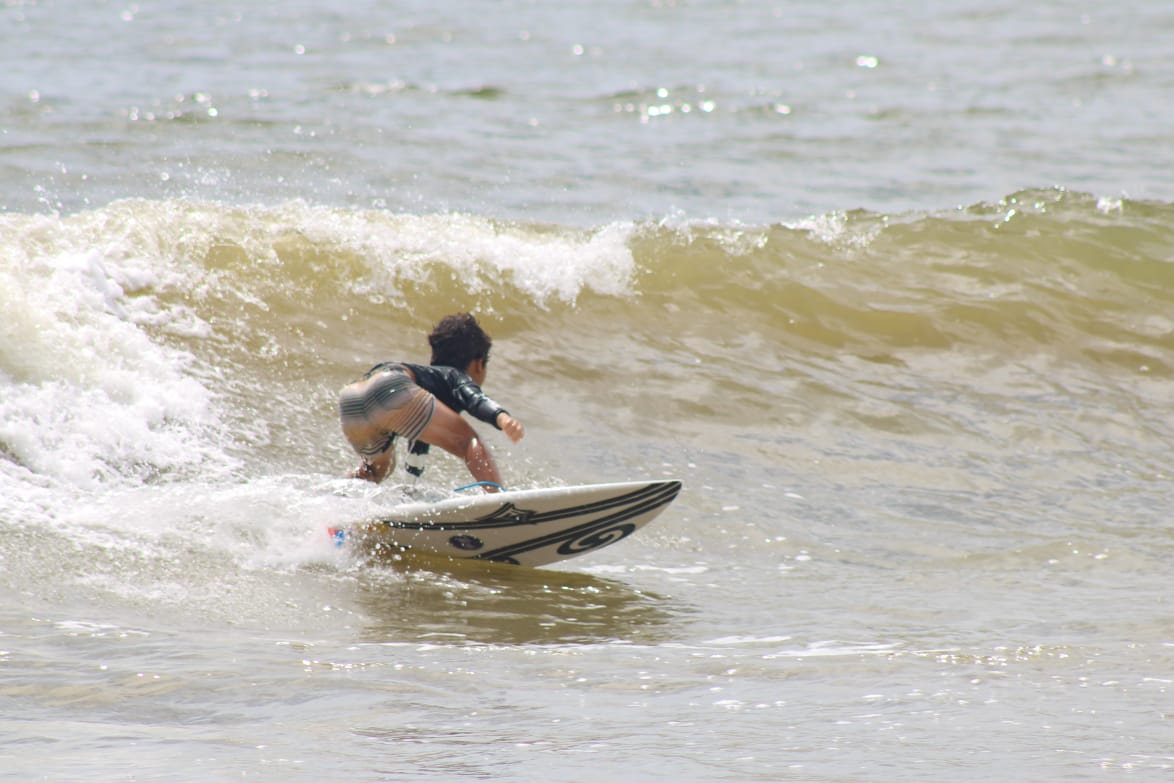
[{"left": 339, "top": 313, "right": 524, "bottom": 489}]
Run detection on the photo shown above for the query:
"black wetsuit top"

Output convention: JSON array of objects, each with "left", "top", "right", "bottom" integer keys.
[{"left": 366, "top": 358, "right": 505, "bottom": 426}]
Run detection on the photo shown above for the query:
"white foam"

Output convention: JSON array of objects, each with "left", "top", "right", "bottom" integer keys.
[
  {"left": 0, "top": 214, "right": 225, "bottom": 496},
  {"left": 787, "top": 210, "right": 881, "bottom": 249},
  {"left": 41, "top": 473, "right": 381, "bottom": 580},
  {"left": 704, "top": 634, "right": 795, "bottom": 646}
]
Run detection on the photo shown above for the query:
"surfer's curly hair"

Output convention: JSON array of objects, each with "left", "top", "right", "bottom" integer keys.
[{"left": 428, "top": 313, "right": 493, "bottom": 370}]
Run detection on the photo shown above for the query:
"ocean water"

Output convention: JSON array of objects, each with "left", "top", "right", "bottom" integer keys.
[{"left": 2, "top": 1, "right": 1173, "bottom": 781}]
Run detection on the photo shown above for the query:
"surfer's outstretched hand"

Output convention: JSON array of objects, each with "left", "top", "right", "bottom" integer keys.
[{"left": 496, "top": 412, "right": 525, "bottom": 443}]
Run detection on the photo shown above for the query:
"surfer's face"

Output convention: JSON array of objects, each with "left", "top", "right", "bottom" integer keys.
[{"left": 468, "top": 356, "right": 488, "bottom": 386}]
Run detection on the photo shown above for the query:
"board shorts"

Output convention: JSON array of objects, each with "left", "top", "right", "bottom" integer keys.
[{"left": 338, "top": 368, "right": 435, "bottom": 458}]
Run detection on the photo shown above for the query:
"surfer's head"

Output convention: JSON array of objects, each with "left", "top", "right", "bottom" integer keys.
[{"left": 428, "top": 313, "right": 493, "bottom": 371}]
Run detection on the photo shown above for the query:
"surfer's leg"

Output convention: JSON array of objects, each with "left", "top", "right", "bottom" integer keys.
[{"left": 416, "top": 401, "right": 503, "bottom": 490}]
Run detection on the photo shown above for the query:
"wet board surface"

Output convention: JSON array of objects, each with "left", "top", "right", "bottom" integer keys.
[{"left": 338, "top": 480, "right": 681, "bottom": 568}]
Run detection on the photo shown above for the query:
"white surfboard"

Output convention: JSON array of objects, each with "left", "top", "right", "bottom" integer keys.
[{"left": 336, "top": 480, "right": 681, "bottom": 568}]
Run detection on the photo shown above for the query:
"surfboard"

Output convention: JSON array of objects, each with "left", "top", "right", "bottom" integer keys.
[{"left": 335, "top": 479, "right": 681, "bottom": 568}]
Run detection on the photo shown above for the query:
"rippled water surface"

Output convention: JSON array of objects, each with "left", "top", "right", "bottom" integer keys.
[{"left": 2, "top": 1, "right": 1172, "bottom": 781}]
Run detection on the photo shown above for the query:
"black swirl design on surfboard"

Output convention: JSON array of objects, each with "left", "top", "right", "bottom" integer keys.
[
  {"left": 557, "top": 521, "right": 637, "bottom": 556},
  {"left": 475, "top": 481, "right": 680, "bottom": 563}
]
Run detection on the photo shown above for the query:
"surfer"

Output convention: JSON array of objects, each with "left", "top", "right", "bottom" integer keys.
[{"left": 338, "top": 313, "right": 524, "bottom": 489}]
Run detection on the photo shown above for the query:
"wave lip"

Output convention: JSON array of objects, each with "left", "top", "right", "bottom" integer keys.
[{"left": 625, "top": 190, "right": 1173, "bottom": 377}]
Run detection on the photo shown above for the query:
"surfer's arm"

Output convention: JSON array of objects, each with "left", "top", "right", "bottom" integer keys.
[
  {"left": 448, "top": 373, "right": 511, "bottom": 429},
  {"left": 450, "top": 372, "right": 523, "bottom": 442}
]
